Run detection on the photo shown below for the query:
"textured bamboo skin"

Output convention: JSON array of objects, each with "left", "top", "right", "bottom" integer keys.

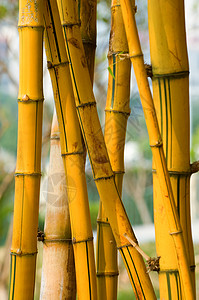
[
  {"left": 9, "top": 1, "right": 44, "bottom": 299},
  {"left": 40, "top": 112, "right": 76, "bottom": 300},
  {"left": 121, "top": 0, "right": 195, "bottom": 299},
  {"left": 148, "top": 1, "right": 195, "bottom": 298},
  {"left": 79, "top": 0, "right": 96, "bottom": 85},
  {"left": 57, "top": 0, "right": 156, "bottom": 298},
  {"left": 96, "top": 1, "right": 131, "bottom": 299},
  {"left": 43, "top": 1, "right": 97, "bottom": 299}
]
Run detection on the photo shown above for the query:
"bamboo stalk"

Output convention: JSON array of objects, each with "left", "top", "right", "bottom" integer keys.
[
  {"left": 148, "top": 0, "right": 195, "bottom": 298},
  {"left": 9, "top": 1, "right": 44, "bottom": 299},
  {"left": 96, "top": 0, "right": 131, "bottom": 298},
  {"left": 40, "top": 111, "right": 76, "bottom": 300},
  {"left": 79, "top": 0, "right": 96, "bottom": 85},
  {"left": 43, "top": 1, "right": 97, "bottom": 299},
  {"left": 57, "top": 0, "right": 156, "bottom": 298},
  {"left": 120, "top": 0, "right": 195, "bottom": 298}
]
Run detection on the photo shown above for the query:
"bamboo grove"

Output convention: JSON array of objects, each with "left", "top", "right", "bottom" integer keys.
[{"left": 8, "top": 0, "right": 198, "bottom": 299}]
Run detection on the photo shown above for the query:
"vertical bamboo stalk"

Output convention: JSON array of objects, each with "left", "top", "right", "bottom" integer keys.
[
  {"left": 96, "top": 0, "right": 131, "bottom": 298},
  {"left": 148, "top": 0, "right": 195, "bottom": 298},
  {"left": 120, "top": 0, "right": 195, "bottom": 298},
  {"left": 40, "top": 112, "right": 76, "bottom": 300},
  {"left": 43, "top": 1, "right": 97, "bottom": 299},
  {"left": 9, "top": 1, "right": 44, "bottom": 299},
  {"left": 57, "top": 0, "right": 156, "bottom": 298}
]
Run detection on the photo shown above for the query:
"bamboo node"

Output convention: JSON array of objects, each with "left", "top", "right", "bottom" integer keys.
[
  {"left": 129, "top": 53, "right": 143, "bottom": 59},
  {"left": 94, "top": 174, "right": 114, "bottom": 182},
  {"left": 146, "top": 257, "right": 160, "bottom": 273},
  {"left": 72, "top": 237, "right": 93, "bottom": 244},
  {"left": 123, "top": 233, "right": 160, "bottom": 272},
  {"left": 105, "top": 109, "right": 130, "bottom": 117},
  {"left": 97, "top": 271, "right": 119, "bottom": 277},
  {"left": 37, "top": 229, "right": 45, "bottom": 242},
  {"left": 76, "top": 101, "right": 96, "bottom": 108},
  {"left": 190, "top": 161, "right": 199, "bottom": 174},
  {"left": 22, "top": 94, "right": 30, "bottom": 101},
  {"left": 62, "top": 22, "right": 81, "bottom": 28},
  {"left": 144, "top": 63, "right": 153, "bottom": 78},
  {"left": 150, "top": 140, "right": 163, "bottom": 148},
  {"left": 47, "top": 61, "right": 69, "bottom": 69}
]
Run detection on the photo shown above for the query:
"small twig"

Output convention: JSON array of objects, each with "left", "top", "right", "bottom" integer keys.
[
  {"left": 37, "top": 228, "right": 45, "bottom": 242},
  {"left": 123, "top": 233, "right": 160, "bottom": 272},
  {"left": 190, "top": 161, "right": 199, "bottom": 174},
  {"left": 144, "top": 63, "right": 153, "bottom": 78}
]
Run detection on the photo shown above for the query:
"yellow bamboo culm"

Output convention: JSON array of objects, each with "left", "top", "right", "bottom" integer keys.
[
  {"left": 40, "top": 112, "right": 76, "bottom": 300},
  {"left": 148, "top": 0, "right": 196, "bottom": 298},
  {"left": 43, "top": 1, "right": 97, "bottom": 299},
  {"left": 9, "top": 1, "right": 44, "bottom": 299},
  {"left": 57, "top": 0, "right": 156, "bottom": 298},
  {"left": 120, "top": 0, "right": 195, "bottom": 299},
  {"left": 96, "top": 0, "right": 131, "bottom": 298}
]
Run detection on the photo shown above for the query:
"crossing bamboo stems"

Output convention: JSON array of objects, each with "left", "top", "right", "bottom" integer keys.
[
  {"left": 9, "top": 1, "right": 44, "bottom": 299},
  {"left": 96, "top": 0, "right": 131, "bottom": 298},
  {"left": 57, "top": 0, "right": 156, "bottom": 298},
  {"left": 43, "top": 1, "right": 97, "bottom": 299},
  {"left": 148, "top": 1, "right": 195, "bottom": 298},
  {"left": 40, "top": 112, "right": 76, "bottom": 300},
  {"left": 120, "top": 0, "right": 195, "bottom": 298}
]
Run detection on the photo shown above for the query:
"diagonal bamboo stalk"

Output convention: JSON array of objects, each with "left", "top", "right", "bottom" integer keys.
[
  {"left": 79, "top": 0, "right": 96, "bottom": 85},
  {"left": 148, "top": 0, "right": 195, "bottom": 298},
  {"left": 120, "top": 0, "right": 195, "bottom": 298},
  {"left": 96, "top": 0, "right": 131, "bottom": 298},
  {"left": 57, "top": 0, "right": 156, "bottom": 298},
  {"left": 9, "top": 1, "right": 44, "bottom": 299},
  {"left": 40, "top": 111, "right": 76, "bottom": 300},
  {"left": 43, "top": 0, "right": 97, "bottom": 298}
]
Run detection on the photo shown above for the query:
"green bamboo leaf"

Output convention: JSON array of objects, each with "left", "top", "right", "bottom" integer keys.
[{"left": 108, "top": 66, "right": 115, "bottom": 79}]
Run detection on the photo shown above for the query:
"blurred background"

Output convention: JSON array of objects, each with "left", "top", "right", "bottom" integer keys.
[{"left": 0, "top": 0, "right": 199, "bottom": 299}]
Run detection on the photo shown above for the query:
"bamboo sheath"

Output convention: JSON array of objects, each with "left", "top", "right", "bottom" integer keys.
[
  {"left": 96, "top": 0, "right": 131, "bottom": 298},
  {"left": 9, "top": 1, "right": 44, "bottom": 299},
  {"left": 43, "top": 1, "right": 97, "bottom": 299},
  {"left": 40, "top": 112, "right": 76, "bottom": 300},
  {"left": 57, "top": 0, "right": 156, "bottom": 298},
  {"left": 148, "top": 1, "right": 195, "bottom": 298},
  {"left": 120, "top": 0, "right": 195, "bottom": 299}
]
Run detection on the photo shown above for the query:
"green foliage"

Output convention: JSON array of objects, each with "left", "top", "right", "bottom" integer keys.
[
  {"left": 0, "top": 5, "right": 7, "bottom": 19},
  {"left": 0, "top": 92, "right": 18, "bottom": 155},
  {"left": 89, "top": 201, "right": 99, "bottom": 230}
]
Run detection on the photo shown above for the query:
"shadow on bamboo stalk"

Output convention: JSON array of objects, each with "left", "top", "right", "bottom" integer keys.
[
  {"left": 57, "top": 0, "right": 156, "bottom": 298},
  {"left": 121, "top": 0, "right": 195, "bottom": 298},
  {"left": 9, "top": 1, "right": 44, "bottom": 299},
  {"left": 43, "top": 0, "right": 97, "bottom": 299}
]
